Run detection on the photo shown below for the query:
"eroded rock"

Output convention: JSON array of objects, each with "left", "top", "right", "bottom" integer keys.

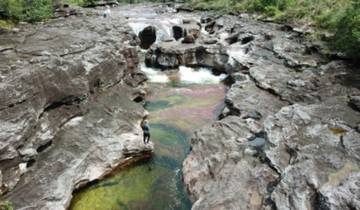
[
  {"left": 0, "top": 7, "right": 152, "bottom": 209},
  {"left": 183, "top": 116, "right": 278, "bottom": 210},
  {"left": 349, "top": 96, "right": 360, "bottom": 111},
  {"left": 138, "top": 25, "right": 156, "bottom": 49}
]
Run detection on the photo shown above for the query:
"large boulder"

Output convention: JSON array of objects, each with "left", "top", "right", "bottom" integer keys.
[
  {"left": 183, "top": 116, "right": 278, "bottom": 210},
  {"left": 0, "top": 8, "right": 152, "bottom": 209},
  {"left": 172, "top": 19, "right": 201, "bottom": 41},
  {"left": 264, "top": 102, "right": 360, "bottom": 210},
  {"left": 138, "top": 25, "right": 156, "bottom": 49},
  {"left": 144, "top": 42, "right": 242, "bottom": 73}
]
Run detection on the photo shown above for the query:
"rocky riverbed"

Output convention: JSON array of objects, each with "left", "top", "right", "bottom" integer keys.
[
  {"left": 0, "top": 6, "right": 154, "bottom": 210},
  {"left": 0, "top": 3, "right": 359, "bottom": 210}
]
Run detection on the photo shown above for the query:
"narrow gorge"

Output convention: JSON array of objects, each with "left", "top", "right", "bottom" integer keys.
[{"left": 0, "top": 3, "right": 359, "bottom": 210}]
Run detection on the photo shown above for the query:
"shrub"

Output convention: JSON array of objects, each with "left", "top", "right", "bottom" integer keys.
[
  {"left": 23, "top": 0, "right": 53, "bottom": 22},
  {"left": 0, "top": 201, "right": 14, "bottom": 210},
  {"left": 0, "top": 0, "right": 24, "bottom": 20},
  {"left": 333, "top": 1, "right": 360, "bottom": 60}
]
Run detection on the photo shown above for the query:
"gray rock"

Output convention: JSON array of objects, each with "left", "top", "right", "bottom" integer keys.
[
  {"left": 182, "top": 35, "right": 195, "bottom": 44},
  {"left": 202, "top": 38, "right": 217, "bottom": 45},
  {"left": 0, "top": 8, "right": 153, "bottom": 210},
  {"left": 0, "top": 170, "right": 2, "bottom": 194},
  {"left": 182, "top": 8, "right": 360, "bottom": 210},
  {"left": 264, "top": 103, "right": 360, "bottom": 210},
  {"left": 145, "top": 42, "right": 237, "bottom": 72},
  {"left": 225, "top": 79, "right": 286, "bottom": 121},
  {"left": 248, "top": 137, "right": 266, "bottom": 150},
  {"left": 183, "top": 116, "right": 278, "bottom": 210},
  {"left": 200, "top": 16, "right": 214, "bottom": 24},
  {"left": 349, "top": 96, "right": 360, "bottom": 111}
]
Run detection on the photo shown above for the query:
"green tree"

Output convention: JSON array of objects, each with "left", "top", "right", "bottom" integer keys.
[{"left": 334, "top": 0, "right": 360, "bottom": 60}]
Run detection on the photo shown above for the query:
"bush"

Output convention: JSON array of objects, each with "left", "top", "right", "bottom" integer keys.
[
  {"left": 0, "top": 0, "right": 24, "bottom": 20},
  {"left": 0, "top": 201, "right": 14, "bottom": 210},
  {"left": 24, "top": 0, "right": 53, "bottom": 22},
  {"left": 0, "top": 0, "right": 53, "bottom": 22},
  {"left": 333, "top": 1, "right": 360, "bottom": 60}
]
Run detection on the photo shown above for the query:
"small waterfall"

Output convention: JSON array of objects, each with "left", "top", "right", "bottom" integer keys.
[{"left": 140, "top": 65, "right": 226, "bottom": 85}]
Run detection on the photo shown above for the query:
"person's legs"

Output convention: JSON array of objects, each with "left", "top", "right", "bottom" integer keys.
[
  {"left": 146, "top": 134, "right": 150, "bottom": 143},
  {"left": 143, "top": 133, "right": 147, "bottom": 144}
]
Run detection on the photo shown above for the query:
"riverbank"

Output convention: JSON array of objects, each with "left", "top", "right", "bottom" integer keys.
[
  {"left": 0, "top": 3, "right": 359, "bottom": 210},
  {"left": 0, "top": 6, "right": 154, "bottom": 209}
]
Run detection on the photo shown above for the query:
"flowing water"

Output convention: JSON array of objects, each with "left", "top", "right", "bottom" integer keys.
[
  {"left": 70, "top": 66, "right": 226, "bottom": 210},
  {"left": 70, "top": 6, "right": 226, "bottom": 209}
]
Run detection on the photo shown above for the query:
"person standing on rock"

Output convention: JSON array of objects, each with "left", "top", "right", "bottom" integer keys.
[{"left": 141, "top": 118, "right": 150, "bottom": 144}]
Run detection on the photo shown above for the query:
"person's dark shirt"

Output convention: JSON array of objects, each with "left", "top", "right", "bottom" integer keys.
[{"left": 142, "top": 123, "right": 150, "bottom": 134}]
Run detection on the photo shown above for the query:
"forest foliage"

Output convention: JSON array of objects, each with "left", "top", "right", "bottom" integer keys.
[{"left": 0, "top": 0, "right": 359, "bottom": 60}]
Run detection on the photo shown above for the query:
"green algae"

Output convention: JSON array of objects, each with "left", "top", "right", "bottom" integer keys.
[
  {"left": 150, "top": 123, "right": 187, "bottom": 147},
  {"left": 70, "top": 160, "right": 168, "bottom": 210}
]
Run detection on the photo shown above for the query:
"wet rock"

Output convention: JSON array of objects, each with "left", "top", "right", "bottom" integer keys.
[
  {"left": 201, "top": 38, "right": 217, "bottom": 45},
  {"left": 183, "top": 20, "right": 201, "bottom": 38},
  {"left": 200, "top": 16, "right": 214, "bottom": 24},
  {"left": 172, "top": 25, "right": 185, "bottom": 40},
  {"left": 243, "top": 110, "right": 262, "bottom": 121},
  {"left": 145, "top": 42, "right": 236, "bottom": 72},
  {"left": 248, "top": 137, "right": 266, "bottom": 150},
  {"left": 172, "top": 20, "right": 200, "bottom": 41},
  {"left": 204, "top": 21, "right": 216, "bottom": 34},
  {"left": 182, "top": 35, "right": 195, "bottom": 44},
  {"left": 138, "top": 25, "right": 156, "bottom": 49},
  {"left": 225, "top": 33, "right": 239, "bottom": 45},
  {"left": 349, "top": 96, "right": 360, "bottom": 111},
  {"left": 240, "top": 35, "right": 254, "bottom": 44},
  {"left": 175, "top": 5, "right": 193, "bottom": 13}
]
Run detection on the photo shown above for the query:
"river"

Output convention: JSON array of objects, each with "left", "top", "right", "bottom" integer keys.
[{"left": 70, "top": 63, "right": 226, "bottom": 210}]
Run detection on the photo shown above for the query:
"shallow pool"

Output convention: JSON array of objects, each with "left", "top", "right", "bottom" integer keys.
[{"left": 70, "top": 68, "right": 226, "bottom": 210}]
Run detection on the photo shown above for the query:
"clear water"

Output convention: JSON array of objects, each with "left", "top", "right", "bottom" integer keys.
[{"left": 70, "top": 68, "right": 226, "bottom": 210}]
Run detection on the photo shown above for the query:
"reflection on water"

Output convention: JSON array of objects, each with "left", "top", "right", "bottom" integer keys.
[{"left": 70, "top": 67, "right": 225, "bottom": 210}]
